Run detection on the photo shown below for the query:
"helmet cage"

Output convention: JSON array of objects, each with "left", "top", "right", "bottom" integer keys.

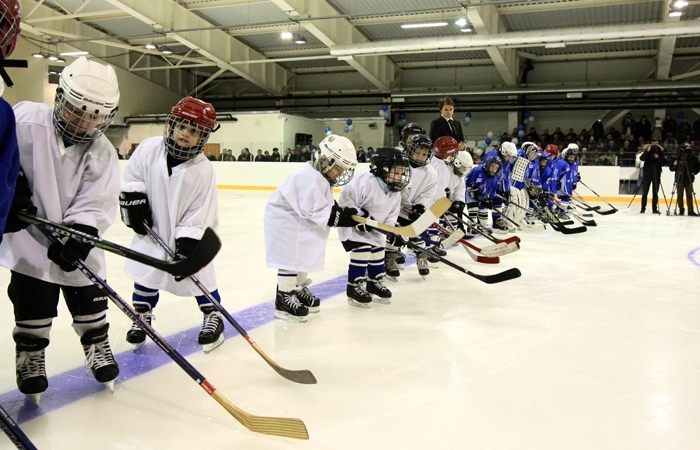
[
  {"left": 521, "top": 142, "right": 539, "bottom": 161},
  {"left": 164, "top": 115, "right": 213, "bottom": 160},
  {"left": 314, "top": 135, "right": 358, "bottom": 187},
  {"left": 370, "top": 148, "right": 412, "bottom": 192},
  {"left": 53, "top": 89, "right": 117, "bottom": 146},
  {"left": 405, "top": 134, "right": 433, "bottom": 167},
  {"left": 400, "top": 123, "right": 426, "bottom": 145},
  {"left": 451, "top": 151, "right": 473, "bottom": 176},
  {"left": 0, "top": 0, "right": 21, "bottom": 59}
]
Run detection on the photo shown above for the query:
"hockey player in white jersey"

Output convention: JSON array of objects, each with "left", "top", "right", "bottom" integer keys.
[
  {"left": 120, "top": 97, "right": 225, "bottom": 353},
  {"left": 445, "top": 149, "right": 473, "bottom": 233},
  {"left": 0, "top": 56, "right": 121, "bottom": 404},
  {"left": 338, "top": 147, "right": 410, "bottom": 307},
  {"left": 264, "top": 134, "right": 359, "bottom": 322},
  {"left": 426, "top": 136, "right": 460, "bottom": 257}
]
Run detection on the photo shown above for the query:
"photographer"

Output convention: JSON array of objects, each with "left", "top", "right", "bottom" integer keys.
[
  {"left": 669, "top": 142, "right": 700, "bottom": 216},
  {"left": 639, "top": 139, "right": 667, "bottom": 214}
]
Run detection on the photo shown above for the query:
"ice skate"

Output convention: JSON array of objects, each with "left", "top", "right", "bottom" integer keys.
[
  {"left": 395, "top": 249, "right": 406, "bottom": 270},
  {"left": 366, "top": 278, "right": 392, "bottom": 305},
  {"left": 125, "top": 304, "right": 154, "bottom": 352},
  {"left": 416, "top": 252, "right": 430, "bottom": 280},
  {"left": 81, "top": 324, "right": 119, "bottom": 392},
  {"left": 296, "top": 279, "right": 320, "bottom": 313},
  {"left": 199, "top": 307, "right": 225, "bottom": 353},
  {"left": 347, "top": 280, "right": 372, "bottom": 309},
  {"left": 15, "top": 334, "right": 49, "bottom": 406},
  {"left": 274, "top": 288, "right": 309, "bottom": 323},
  {"left": 385, "top": 251, "right": 400, "bottom": 281},
  {"left": 493, "top": 218, "right": 514, "bottom": 234},
  {"left": 557, "top": 210, "right": 570, "bottom": 221}
]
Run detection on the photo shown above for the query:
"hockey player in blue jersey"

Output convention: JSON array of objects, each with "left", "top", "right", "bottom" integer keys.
[
  {"left": 550, "top": 143, "right": 580, "bottom": 219},
  {"left": 465, "top": 155, "right": 503, "bottom": 230},
  {"left": 505, "top": 141, "right": 541, "bottom": 227},
  {"left": 482, "top": 142, "right": 517, "bottom": 233}
]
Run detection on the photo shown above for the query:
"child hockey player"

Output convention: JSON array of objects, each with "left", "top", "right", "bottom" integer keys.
[
  {"left": 338, "top": 147, "right": 410, "bottom": 307},
  {"left": 550, "top": 143, "right": 580, "bottom": 219},
  {"left": 0, "top": 56, "right": 121, "bottom": 404},
  {"left": 264, "top": 134, "right": 359, "bottom": 322},
  {"left": 482, "top": 142, "right": 518, "bottom": 233},
  {"left": 445, "top": 149, "right": 473, "bottom": 233},
  {"left": 120, "top": 97, "right": 225, "bottom": 353},
  {"left": 426, "top": 136, "right": 460, "bottom": 257},
  {"left": 465, "top": 155, "right": 503, "bottom": 230},
  {"left": 386, "top": 133, "right": 438, "bottom": 280},
  {"left": 505, "top": 141, "right": 540, "bottom": 227}
]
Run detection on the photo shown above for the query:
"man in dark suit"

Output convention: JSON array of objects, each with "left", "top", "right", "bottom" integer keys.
[{"left": 429, "top": 97, "right": 466, "bottom": 150}]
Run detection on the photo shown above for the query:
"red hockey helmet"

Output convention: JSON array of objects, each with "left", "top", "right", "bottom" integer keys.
[
  {"left": 164, "top": 97, "right": 218, "bottom": 160},
  {"left": 434, "top": 136, "right": 459, "bottom": 160},
  {"left": 545, "top": 144, "right": 559, "bottom": 158},
  {"left": 0, "top": 0, "right": 21, "bottom": 59}
]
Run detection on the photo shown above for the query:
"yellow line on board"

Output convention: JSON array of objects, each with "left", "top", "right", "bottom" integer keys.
[{"left": 218, "top": 185, "right": 342, "bottom": 193}]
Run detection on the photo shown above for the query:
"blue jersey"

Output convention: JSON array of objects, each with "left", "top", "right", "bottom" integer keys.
[
  {"left": 539, "top": 157, "right": 554, "bottom": 193},
  {"left": 465, "top": 165, "right": 499, "bottom": 202},
  {"left": 550, "top": 158, "right": 576, "bottom": 195},
  {"left": 484, "top": 149, "right": 511, "bottom": 193},
  {"left": 512, "top": 149, "right": 542, "bottom": 190},
  {"left": 0, "top": 98, "right": 20, "bottom": 243}
]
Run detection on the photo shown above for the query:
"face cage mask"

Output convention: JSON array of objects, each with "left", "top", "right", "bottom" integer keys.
[
  {"left": 407, "top": 144, "right": 433, "bottom": 168},
  {"left": 315, "top": 155, "right": 355, "bottom": 187},
  {"left": 383, "top": 165, "right": 411, "bottom": 192},
  {"left": 53, "top": 91, "right": 115, "bottom": 146},
  {"left": 164, "top": 116, "right": 212, "bottom": 161}
]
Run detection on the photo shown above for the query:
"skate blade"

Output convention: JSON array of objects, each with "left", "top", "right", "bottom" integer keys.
[
  {"left": 385, "top": 276, "right": 399, "bottom": 282},
  {"left": 274, "top": 310, "right": 308, "bottom": 323},
  {"left": 420, "top": 275, "right": 427, "bottom": 281},
  {"left": 347, "top": 298, "right": 371, "bottom": 309},
  {"left": 202, "top": 334, "right": 225, "bottom": 354},
  {"left": 103, "top": 380, "right": 115, "bottom": 393},
  {"left": 28, "top": 393, "right": 41, "bottom": 407},
  {"left": 131, "top": 341, "right": 145, "bottom": 353},
  {"left": 397, "top": 263, "right": 405, "bottom": 270},
  {"left": 371, "top": 296, "right": 391, "bottom": 305},
  {"left": 428, "top": 262, "right": 439, "bottom": 268},
  {"left": 307, "top": 306, "right": 320, "bottom": 314}
]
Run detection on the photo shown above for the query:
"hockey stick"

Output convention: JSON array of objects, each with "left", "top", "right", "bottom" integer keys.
[
  {"left": 550, "top": 198, "right": 597, "bottom": 227},
  {"left": 37, "top": 228, "right": 309, "bottom": 440},
  {"left": 352, "top": 198, "right": 451, "bottom": 238},
  {"left": 531, "top": 199, "right": 587, "bottom": 234},
  {"left": 578, "top": 180, "right": 619, "bottom": 214},
  {"left": 572, "top": 193, "right": 615, "bottom": 216},
  {"left": 450, "top": 211, "right": 522, "bottom": 251},
  {"left": 435, "top": 221, "right": 500, "bottom": 264},
  {"left": 397, "top": 205, "right": 465, "bottom": 248},
  {"left": 0, "top": 404, "right": 37, "bottom": 450},
  {"left": 494, "top": 195, "right": 546, "bottom": 232},
  {"left": 143, "top": 224, "right": 317, "bottom": 385},
  {"left": 375, "top": 229, "right": 521, "bottom": 284},
  {"left": 17, "top": 212, "right": 221, "bottom": 278}
]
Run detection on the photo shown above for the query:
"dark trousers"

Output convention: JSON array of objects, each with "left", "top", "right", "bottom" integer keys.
[
  {"left": 676, "top": 183, "right": 695, "bottom": 213},
  {"left": 640, "top": 172, "right": 660, "bottom": 211}
]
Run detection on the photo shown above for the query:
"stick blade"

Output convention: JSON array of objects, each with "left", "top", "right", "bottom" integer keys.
[
  {"left": 252, "top": 343, "right": 318, "bottom": 384},
  {"left": 167, "top": 228, "right": 222, "bottom": 277},
  {"left": 472, "top": 267, "right": 522, "bottom": 284},
  {"left": 212, "top": 391, "right": 310, "bottom": 440},
  {"left": 594, "top": 207, "right": 617, "bottom": 215}
]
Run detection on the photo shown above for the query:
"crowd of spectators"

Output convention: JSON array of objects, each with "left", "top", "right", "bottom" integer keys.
[{"left": 205, "top": 146, "right": 317, "bottom": 162}]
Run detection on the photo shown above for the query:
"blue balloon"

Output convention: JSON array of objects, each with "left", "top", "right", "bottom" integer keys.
[
  {"left": 518, "top": 124, "right": 525, "bottom": 131},
  {"left": 343, "top": 126, "right": 350, "bottom": 133},
  {"left": 463, "top": 120, "right": 469, "bottom": 127},
  {"left": 398, "top": 119, "right": 406, "bottom": 127},
  {"left": 485, "top": 138, "right": 492, "bottom": 145},
  {"left": 480, "top": 143, "right": 487, "bottom": 150},
  {"left": 523, "top": 118, "right": 530, "bottom": 126},
  {"left": 496, "top": 132, "right": 502, "bottom": 138},
  {"left": 524, "top": 111, "right": 531, "bottom": 118},
  {"left": 466, "top": 112, "right": 472, "bottom": 118},
  {"left": 678, "top": 111, "right": 685, "bottom": 119},
  {"left": 324, "top": 126, "right": 331, "bottom": 132},
  {"left": 347, "top": 119, "right": 352, "bottom": 126},
  {"left": 384, "top": 111, "right": 390, "bottom": 119},
  {"left": 518, "top": 130, "right": 525, "bottom": 137},
  {"left": 382, "top": 104, "right": 388, "bottom": 111},
  {"left": 399, "top": 112, "right": 406, "bottom": 119}
]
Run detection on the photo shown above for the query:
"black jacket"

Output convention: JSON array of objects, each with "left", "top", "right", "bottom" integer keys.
[
  {"left": 669, "top": 152, "right": 700, "bottom": 184},
  {"left": 639, "top": 146, "right": 667, "bottom": 175},
  {"left": 430, "top": 116, "right": 464, "bottom": 143}
]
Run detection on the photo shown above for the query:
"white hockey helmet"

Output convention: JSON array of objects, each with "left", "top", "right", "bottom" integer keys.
[
  {"left": 521, "top": 141, "right": 539, "bottom": 161},
  {"left": 53, "top": 56, "right": 120, "bottom": 146},
  {"left": 314, "top": 134, "right": 358, "bottom": 186},
  {"left": 499, "top": 141, "right": 518, "bottom": 161},
  {"left": 451, "top": 150, "right": 473, "bottom": 176},
  {"left": 561, "top": 143, "right": 579, "bottom": 164}
]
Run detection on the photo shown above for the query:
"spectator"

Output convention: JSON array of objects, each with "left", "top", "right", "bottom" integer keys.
[
  {"left": 693, "top": 116, "right": 700, "bottom": 140},
  {"left": 238, "top": 148, "right": 253, "bottom": 161},
  {"left": 298, "top": 147, "right": 311, "bottom": 162},
  {"left": 634, "top": 115, "right": 652, "bottom": 142},
  {"left": 254, "top": 149, "right": 265, "bottom": 161},
  {"left": 356, "top": 147, "right": 366, "bottom": 163},
  {"left": 663, "top": 113, "right": 678, "bottom": 139},
  {"left": 263, "top": 150, "right": 271, "bottom": 161},
  {"left": 205, "top": 150, "right": 216, "bottom": 161},
  {"left": 621, "top": 113, "right": 635, "bottom": 139},
  {"left": 616, "top": 141, "right": 634, "bottom": 167},
  {"left": 592, "top": 118, "right": 605, "bottom": 141},
  {"left": 596, "top": 154, "right": 614, "bottom": 166},
  {"left": 365, "top": 146, "right": 375, "bottom": 160},
  {"left": 283, "top": 148, "right": 293, "bottom": 162},
  {"left": 526, "top": 127, "right": 539, "bottom": 142},
  {"left": 218, "top": 149, "right": 226, "bottom": 161},
  {"left": 553, "top": 127, "right": 566, "bottom": 141},
  {"left": 668, "top": 142, "right": 700, "bottom": 216},
  {"left": 289, "top": 149, "right": 300, "bottom": 162},
  {"left": 222, "top": 149, "right": 234, "bottom": 161},
  {"left": 566, "top": 128, "right": 577, "bottom": 141},
  {"left": 540, "top": 129, "right": 552, "bottom": 144},
  {"left": 271, "top": 148, "right": 281, "bottom": 162},
  {"left": 634, "top": 146, "right": 645, "bottom": 194},
  {"left": 652, "top": 117, "right": 663, "bottom": 140},
  {"left": 608, "top": 126, "right": 621, "bottom": 141},
  {"left": 677, "top": 117, "right": 692, "bottom": 141},
  {"left": 639, "top": 140, "right": 667, "bottom": 213}
]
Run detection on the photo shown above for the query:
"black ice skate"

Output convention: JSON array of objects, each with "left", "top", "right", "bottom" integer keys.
[
  {"left": 14, "top": 334, "right": 49, "bottom": 406},
  {"left": 416, "top": 252, "right": 430, "bottom": 280},
  {"left": 275, "top": 288, "right": 309, "bottom": 323},
  {"left": 347, "top": 280, "right": 372, "bottom": 309},
  {"left": 296, "top": 279, "right": 320, "bottom": 313},
  {"left": 125, "top": 304, "right": 154, "bottom": 352},
  {"left": 492, "top": 218, "right": 513, "bottom": 234},
  {"left": 366, "top": 278, "right": 392, "bottom": 305},
  {"left": 395, "top": 250, "right": 406, "bottom": 269},
  {"left": 198, "top": 307, "right": 225, "bottom": 353},
  {"left": 81, "top": 324, "right": 119, "bottom": 392},
  {"left": 385, "top": 251, "right": 401, "bottom": 281}
]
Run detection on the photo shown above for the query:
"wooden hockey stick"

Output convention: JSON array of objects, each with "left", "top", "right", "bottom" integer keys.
[
  {"left": 351, "top": 197, "right": 451, "bottom": 238},
  {"left": 17, "top": 212, "right": 221, "bottom": 278},
  {"left": 38, "top": 229, "right": 309, "bottom": 440},
  {"left": 0, "top": 404, "right": 37, "bottom": 450},
  {"left": 375, "top": 229, "right": 521, "bottom": 284},
  {"left": 444, "top": 212, "right": 521, "bottom": 256},
  {"left": 144, "top": 224, "right": 317, "bottom": 385},
  {"left": 433, "top": 221, "right": 500, "bottom": 264}
]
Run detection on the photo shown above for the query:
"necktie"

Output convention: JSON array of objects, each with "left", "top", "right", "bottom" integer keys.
[{"left": 448, "top": 119, "right": 456, "bottom": 137}]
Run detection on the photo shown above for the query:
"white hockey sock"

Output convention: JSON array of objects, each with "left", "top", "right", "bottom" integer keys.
[
  {"left": 277, "top": 270, "right": 297, "bottom": 292},
  {"left": 14, "top": 319, "right": 53, "bottom": 341},
  {"left": 72, "top": 312, "right": 107, "bottom": 337}
]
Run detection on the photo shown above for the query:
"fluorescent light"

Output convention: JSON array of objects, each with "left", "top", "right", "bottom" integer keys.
[
  {"left": 401, "top": 22, "right": 448, "bottom": 29},
  {"left": 674, "top": 0, "right": 688, "bottom": 7},
  {"left": 669, "top": 10, "right": 683, "bottom": 17},
  {"left": 144, "top": 43, "right": 157, "bottom": 50},
  {"left": 47, "top": 54, "right": 58, "bottom": 61},
  {"left": 60, "top": 51, "right": 89, "bottom": 56},
  {"left": 460, "top": 27, "right": 473, "bottom": 33},
  {"left": 32, "top": 52, "right": 45, "bottom": 58},
  {"left": 293, "top": 34, "right": 307, "bottom": 44},
  {"left": 158, "top": 45, "right": 173, "bottom": 54},
  {"left": 281, "top": 30, "right": 293, "bottom": 39},
  {"left": 56, "top": 57, "right": 66, "bottom": 63},
  {"left": 545, "top": 42, "right": 566, "bottom": 49},
  {"left": 455, "top": 17, "right": 468, "bottom": 27}
]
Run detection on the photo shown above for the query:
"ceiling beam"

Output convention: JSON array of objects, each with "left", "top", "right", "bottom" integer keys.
[
  {"left": 467, "top": 3, "right": 518, "bottom": 87},
  {"left": 657, "top": 14, "right": 681, "bottom": 80}
]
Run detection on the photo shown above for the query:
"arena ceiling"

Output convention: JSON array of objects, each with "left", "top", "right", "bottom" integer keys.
[{"left": 17, "top": 0, "right": 700, "bottom": 115}]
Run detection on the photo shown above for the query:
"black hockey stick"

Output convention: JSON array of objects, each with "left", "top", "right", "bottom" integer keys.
[
  {"left": 375, "top": 229, "right": 521, "bottom": 284},
  {"left": 144, "top": 224, "right": 317, "bottom": 385},
  {"left": 531, "top": 199, "right": 587, "bottom": 234},
  {"left": 577, "top": 181, "right": 618, "bottom": 214},
  {"left": 572, "top": 194, "right": 616, "bottom": 216},
  {"left": 494, "top": 195, "right": 547, "bottom": 232},
  {"left": 17, "top": 212, "right": 221, "bottom": 278},
  {"left": 36, "top": 228, "right": 309, "bottom": 440},
  {"left": 0, "top": 404, "right": 37, "bottom": 450},
  {"left": 551, "top": 198, "right": 597, "bottom": 227}
]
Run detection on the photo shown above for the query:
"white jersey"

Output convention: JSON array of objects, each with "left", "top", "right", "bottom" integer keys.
[
  {"left": 264, "top": 162, "right": 334, "bottom": 272},
  {"left": 0, "top": 102, "right": 119, "bottom": 286},
  {"left": 429, "top": 156, "right": 453, "bottom": 202},
  {"left": 121, "top": 136, "right": 219, "bottom": 296},
  {"left": 337, "top": 172, "right": 401, "bottom": 247},
  {"left": 399, "top": 164, "right": 438, "bottom": 221},
  {"left": 445, "top": 169, "right": 466, "bottom": 204}
]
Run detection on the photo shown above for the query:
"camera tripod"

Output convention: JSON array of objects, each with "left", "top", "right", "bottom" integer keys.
[{"left": 668, "top": 155, "right": 699, "bottom": 216}]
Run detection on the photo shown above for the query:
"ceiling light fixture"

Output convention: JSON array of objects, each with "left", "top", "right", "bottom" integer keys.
[
  {"left": 56, "top": 57, "right": 66, "bottom": 63},
  {"left": 455, "top": 17, "right": 468, "bottom": 27},
  {"left": 544, "top": 42, "right": 566, "bottom": 49},
  {"left": 281, "top": 30, "right": 293, "bottom": 39},
  {"left": 669, "top": 10, "right": 683, "bottom": 16},
  {"left": 47, "top": 54, "right": 58, "bottom": 61},
  {"left": 460, "top": 27, "right": 473, "bottom": 33},
  {"left": 674, "top": 0, "right": 688, "bottom": 7},
  {"left": 144, "top": 43, "right": 157, "bottom": 50},
  {"left": 401, "top": 22, "right": 448, "bottom": 29},
  {"left": 293, "top": 34, "right": 307, "bottom": 44},
  {"left": 60, "top": 51, "right": 89, "bottom": 56},
  {"left": 32, "top": 52, "right": 45, "bottom": 58},
  {"left": 158, "top": 45, "right": 173, "bottom": 55}
]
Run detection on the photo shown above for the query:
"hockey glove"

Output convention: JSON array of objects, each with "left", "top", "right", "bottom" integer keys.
[
  {"left": 576, "top": 173, "right": 581, "bottom": 183},
  {"left": 47, "top": 224, "right": 97, "bottom": 272},
  {"left": 556, "top": 181, "right": 562, "bottom": 191},
  {"left": 449, "top": 201, "right": 465, "bottom": 218},
  {"left": 408, "top": 204, "right": 426, "bottom": 222},
  {"left": 501, "top": 190, "right": 510, "bottom": 203},
  {"left": 327, "top": 202, "right": 359, "bottom": 228},
  {"left": 572, "top": 182, "right": 577, "bottom": 191},
  {"left": 119, "top": 192, "right": 152, "bottom": 235},
  {"left": 467, "top": 187, "right": 482, "bottom": 203},
  {"left": 4, "top": 169, "right": 37, "bottom": 233},
  {"left": 354, "top": 208, "right": 374, "bottom": 233},
  {"left": 483, "top": 198, "right": 494, "bottom": 210},
  {"left": 386, "top": 233, "right": 407, "bottom": 248},
  {"left": 173, "top": 237, "right": 199, "bottom": 281}
]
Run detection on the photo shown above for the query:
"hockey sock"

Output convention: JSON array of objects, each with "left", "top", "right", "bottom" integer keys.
[
  {"left": 196, "top": 289, "right": 221, "bottom": 311},
  {"left": 296, "top": 272, "right": 311, "bottom": 289},
  {"left": 72, "top": 312, "right": 107, "bottom": 337},
  {"left": 367, "top": 247, "right": 386, "bottom": 280},
  {"left": 426, "top": 225, "right": 441, "bottom": 247},
  {"left": 133, "top": 284, "right": 160, "bottom": 310},
  {"left": 277, "top": 270, "right": 297, "bottom": 293},
  {"left": 477, "top": 209, "right": 489, "bottom": 228},
  {"left": 14, "top": 319, "right": 52, "bottom": 341},
  {"left": 348, "top": 245, "right": 372, "bottom": 282}
]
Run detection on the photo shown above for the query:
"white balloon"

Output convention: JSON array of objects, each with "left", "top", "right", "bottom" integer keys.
[
  {"left": 528, "top": 116, "right": 535, "bottom": 123},
  {"left": 379, "top": 109, "right": 386, "bottom": 117},
  {"left": 475, "top": 148, "right": 483, "bottom": 156},
  {"left": 348, "top": 124, "right": 354, "bottom": 131},
  {"left": 487, "top": 131, "right": 493, "bottom": 138},
  {"left": 465, "top": 117, "right": 471, "bottom": 123},
  {"left": 326, "top": 130, "right": 332, "bottom": 136}
]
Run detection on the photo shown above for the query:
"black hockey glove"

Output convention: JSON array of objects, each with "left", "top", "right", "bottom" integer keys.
[
  {"left": 119, "top": 192, "right": 152, "bottom": 235},
  {"left": 4, "top": 168, "right": 37, "bottom": 233},
  {"left": 501, "top": 190, "right": 510, "bottom": 203},
  {"left": 526, "top": 184, "right": 542, "bottom": 198},
  {"left": 556, "top": 181, "right": 562, "bottom": 191},
  {"left": 386, "top": 233, "right": 407, "bottom": 248},
  {"left": 576, "top": 173, "right": 581, "bottom": 183},
  {"left": 408, "top": 204, "right": 426, "bottom": 222},
  {"left": 173, "top": 237, "right": 199, "bottom": 281},
  {"left": 327, "top": 202, "right": 359, "bottom": 228},
  {"left": 47, "top": 224, "right": 97, "bottom": 272},
  {"left": 354, "top": 208, "right": 374, "bottom": 233},
  {"left": 467, "top": 187, "right": 482, "bottom": 203},
  {"left": 572, "top": 182, "right": 577, "bottom": 191},
  {"left": 449, "top": 201, "right": 465, "bottom": 218},
  {"left": 483, "top": 198, "right": 494, "bottom": 210}
]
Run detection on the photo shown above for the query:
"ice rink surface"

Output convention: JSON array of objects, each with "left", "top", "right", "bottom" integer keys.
[{"left": 1, "top": 190, "right": 699, "bottom": 449}]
